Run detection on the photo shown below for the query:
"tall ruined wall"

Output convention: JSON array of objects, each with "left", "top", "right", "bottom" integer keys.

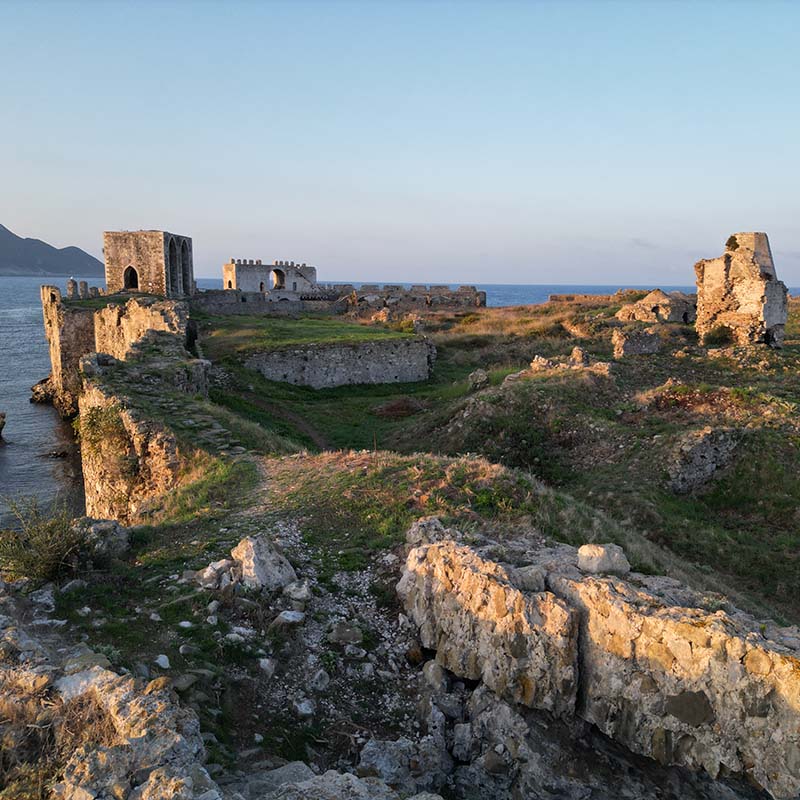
[
  {"left": 93, "top": 297, "right": 188, "bottom": 360},
  {"left": 695, "top": 232, "right": 788, "bottom": 347},
  {"left": 38, "top": 286, "right": 96, "bottom": 415},
  {"left": 78, "top": 378, "right": 186, "bottom": 523},
  {"left": 245, "top": 337, "right": 436, "bottom": 389},
  {"left": 37, "top": 289, "right": 190, "bottom": 415}
]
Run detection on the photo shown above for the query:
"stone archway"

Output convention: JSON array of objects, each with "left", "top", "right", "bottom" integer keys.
[
  {"left": 168, "top": 238, "right": 181, "bottom": 295},
  {"left": 260, "top": 281, "right": 265, "bottom": 292},
  {"left": 124, "top": 266, "right": 139, "bottom": 290},
  {"left": 180, "top": 239, "right": 191, "bottom": 295},
  {"left": 270, "top": 269, "right": 286, "bottom": 290}
]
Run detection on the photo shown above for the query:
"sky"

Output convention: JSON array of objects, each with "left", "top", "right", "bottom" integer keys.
[{"left": 1, "top": 0, "right": 799, "bottom": 284}]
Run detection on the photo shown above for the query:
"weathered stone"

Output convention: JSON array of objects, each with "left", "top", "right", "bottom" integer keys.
[
  {"left": 695, "top": 232, "right": 788, "bottom": 347},
  {"left": 612, "top": 327, "right": 661, "bottom": 358},
  {"left": 231, "top": 535, "right": 297, "bottom": 592},
  {"left": 468, "top": 369, "right": 490, "bottom": 391},
  {"left": 397, "top": 542, "right": 578, "bottom": 716},
  {"left": 328, "top": 621, "right": 364, "bottom": 645},
  {"left": 616, "top": 289, "right": 697, "bottom": 324},
  {"left": 245, "top": 338, "right": 436, "bottom": 389},
  {"left": 668, "top": 427, "right": 741, "bottom": 494},
  {"left": 261, "top": 769, "right": 412, "bottom": 799},
  {"left": 577, "top": 543, "right": 631, "bottom": 575}
]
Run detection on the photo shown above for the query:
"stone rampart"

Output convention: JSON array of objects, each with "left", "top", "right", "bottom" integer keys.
[
  {"left": 245, "top": 337, "right": 436, "bottom": 389},
  {"left": 191, "top": 290, "right": 344, "bottom": 316}
]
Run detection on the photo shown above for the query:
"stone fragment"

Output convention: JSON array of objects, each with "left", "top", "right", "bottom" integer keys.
[
  {"left": 468, "top": 369, "right": 490, "bottom": 391},
  {"left": 292, "top": 697, "right": 316, "bottom": 719},
  {"left": 261, "top": 769, "right": 409, "bottom": 799},
  {"left": 695, "top": 232, "right": 788, "bottom": 347},
  {"left": 269, "top": 610, "right": 306, "bottom": 631},
  {"left": 668, "top": 427, "right": 740, "bottom": 494},
  {"left": 231, "top": 535, "right": 297, "bottom": 592},
  {"left": 154, "top": 654, "right": 170, "bottom": 669},
  {"left": 577, "top": 543, "right": 631, "bottom": 575},
  {"left": 612, "top": 327, "right": 661, "bottom": 358},
  {"left": 328, "top": 621, "right": 364, "bottom": 645}
]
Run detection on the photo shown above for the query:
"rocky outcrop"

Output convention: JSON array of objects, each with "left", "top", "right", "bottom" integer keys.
[
  {"left": 396, "top": 542, "right": 578, "bottom": 716},
  {"left": 262, "top": 769, "right": 442, "bottom": 799},
  {"left": 0, "top": 585, "right": 220, "bottom": 800},
  {"left": 668, "top": 427, "right": 741, "bottom": 493},
  {"left": 397, "top": 527, "right": 800, "bottom": 799},
  {"left": 695, "top": 233, "right": 788, "bottom": 347},
  {"left": 612, "top": 327, "right": 662, "bottom": 358},
  {"left": 616, "top": 289, "right": 697, "bottom": 324}
]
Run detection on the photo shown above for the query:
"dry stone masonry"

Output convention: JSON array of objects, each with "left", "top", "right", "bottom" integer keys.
[
  {"left": 695, "top": 232, "right": 788, "bottom": 347},
  {"left": 616, "top": 289, "right": 697, "bottom": 324},
  {"left": 612, "top": 327, "right": 662, "bottom": 358},
  {"left": 245, "top": 337, "right": 436, "bottom": 389}
]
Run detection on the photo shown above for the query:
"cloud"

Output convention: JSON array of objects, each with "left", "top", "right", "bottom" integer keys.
[{"left": 630, "top": 237, "right": 660, "bottom": 250}]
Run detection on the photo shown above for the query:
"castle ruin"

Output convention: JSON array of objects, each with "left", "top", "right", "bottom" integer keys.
[
  {"left": 104, "top": 230, "right": 195, "bottom": 297},
  {"left": 694, "top": 232, "right": 788, "bottom": 347},
  {"left": 222, "top": 258, "right": 319, "bottom": 297}
]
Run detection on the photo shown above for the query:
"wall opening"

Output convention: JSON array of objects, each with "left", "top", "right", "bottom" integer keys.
[
  {"left": 270, "top": 269, "right": 286, "bottom": 290},
  {"left": 124, "top": 266, "right": 139, "bottom": 290},
  {"left": 180, "top": 239, "right": 192, "bottom": 295},
  {"left": 260, "top": 281, "right": 265, "bottom": 292},
  {"left": 227, "top": 280, "right": 233, "bottom": 289},
  {"left": 168, "top": 238, "right": 181, "bottom": 295}
]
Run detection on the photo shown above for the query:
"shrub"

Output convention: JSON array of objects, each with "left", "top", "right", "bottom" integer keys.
[
  {"left": 704, "top": 325, "right": 734, "bottom": 346},
  {"left": 0, "top": 498, "right": 83, "bottom": 582}
]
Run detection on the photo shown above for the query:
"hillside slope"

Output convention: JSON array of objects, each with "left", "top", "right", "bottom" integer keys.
[{"left": 0, "top": 222, "right": 103, "bottom": 276}]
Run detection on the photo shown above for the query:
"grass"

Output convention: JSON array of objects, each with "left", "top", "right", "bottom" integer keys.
[{"left": 196, "top": 313, "right": 412, "bottom": 360}]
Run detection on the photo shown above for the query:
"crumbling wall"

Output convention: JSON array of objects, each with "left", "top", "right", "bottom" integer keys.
[
  {"left": 78, "top": 376, "right": 187, "bottom": 523},
  {"left": 93, "top": 297, "right": 188, "bottom": 360},
  {"left": 245, "top": 337, "right": 436, "bottom": 389},
  {"left": 39, "top": 286, "right": 96, "bottom": 415},
  {"left": 616, "top": 289, "right": 697, "bottom": 324},
  {"left": 695, "top": 232, "right": 788, "bottom": 347}
]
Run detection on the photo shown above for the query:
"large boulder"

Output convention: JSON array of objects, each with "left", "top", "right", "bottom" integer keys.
[
  {"left": 396, "top": 541, "right": 578, "bottom": 716},
  {"left": 231, "top": 534, "right": 297, "bottom": 592}
]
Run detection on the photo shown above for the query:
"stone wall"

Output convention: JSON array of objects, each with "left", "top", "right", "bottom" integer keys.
[
  {"left": 104, "top": 230, "right": 194, "bottom": 298},
  {"left": 245, "top": 337, "right": 436, "bottom": 389},
  {"left": 695, "top": 232, "right": 788, "bottom": 347},
  {"left": 94, "top": 296, "right": 188, "bottom": 360},
  {"left": 37, "top": 288, "right": 190, "bottom": 415},
  {"left": 39, "top": 286, "right": 96, "bottom": 415},
  {"left": 349, "top": 284, "right": 486, "bottom": 313}
]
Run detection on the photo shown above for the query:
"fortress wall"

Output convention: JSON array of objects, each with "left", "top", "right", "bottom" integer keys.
[
  {"left": 191, "top": 290, "right": 344, "bottom": 316},
  {"left": 245, "top": 337, "right": 436, "bottom": 389},
  {"left": 39, "top": 286, "right": 97, "bottom": 415},
  {"left": 94, "top": 297, "right": 188, "bottom": 360}
]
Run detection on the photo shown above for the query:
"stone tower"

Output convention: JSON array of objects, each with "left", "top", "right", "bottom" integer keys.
[
  {"left": 694, "top": 232, "right": 788, "bottom": 347},
  {"left": 104, "top": 230, "right": 194, "bottom": 298}
]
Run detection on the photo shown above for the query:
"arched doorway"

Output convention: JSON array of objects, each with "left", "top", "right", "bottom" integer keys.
[
  {"left": 227, "top": 280, "right": 233, "bottom": 289},
  {"left": 180, "top": 239, "right": 191, "bottom": 295},
  {"left": 270, "top": 269, "right": 286, "bottom": 290},
  {"left": 124, "top": 266, "right": 139, "bottom": 290},
  {"left": 168, "top": 238, "right": 181, "bottom": 295},
  {"left": 259, "top": 281, "right": 265, "bottom": 292}
]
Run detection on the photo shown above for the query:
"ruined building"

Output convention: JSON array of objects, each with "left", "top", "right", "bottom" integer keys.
[
  {"left": 695, "top": 232, "right": 788, "bottom": 347},
  {"left": 222, "top": 258, "right": 318, "bottom": 297},
  {"left": 616, "top": 288, "right": 696, "bottom": 324},
  {"left": 104, "top": 230, "right": 195, "bottom": 298}
]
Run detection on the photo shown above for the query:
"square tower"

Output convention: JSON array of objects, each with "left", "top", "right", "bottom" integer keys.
[{"left": 104, "top": 230, "right": 194, "bottom": 297}]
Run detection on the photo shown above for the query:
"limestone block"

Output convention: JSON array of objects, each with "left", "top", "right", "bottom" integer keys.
[
  {"left": 397, "top": 542, "right": 579, "bottom": 716},
  {"left": 231, "top": 535, "right": 297, "bottom": 592},
  {"left": 577, "top": 543, "right": 631, "bottom": 575},
  {"left": 612, "top": 327, "right": 661, "bottom": 359}
]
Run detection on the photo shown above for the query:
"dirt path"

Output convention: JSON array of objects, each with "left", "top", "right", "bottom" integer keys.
[{"left": 242, "top": 391, "right": 333, "bottom": 451}]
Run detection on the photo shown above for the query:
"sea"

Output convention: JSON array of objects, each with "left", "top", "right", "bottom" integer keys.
[{"left": 0, "top": 275, "right": 773, "bottom": 527}]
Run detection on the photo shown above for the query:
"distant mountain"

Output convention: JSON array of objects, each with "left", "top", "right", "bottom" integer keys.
[{"left": 0, "top": 223, "right": 103, "bottom": 277}]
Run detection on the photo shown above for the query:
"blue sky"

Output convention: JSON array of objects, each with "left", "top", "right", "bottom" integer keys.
[{"left": 2, "top": 0, "right": 798, "bottom": 283}]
